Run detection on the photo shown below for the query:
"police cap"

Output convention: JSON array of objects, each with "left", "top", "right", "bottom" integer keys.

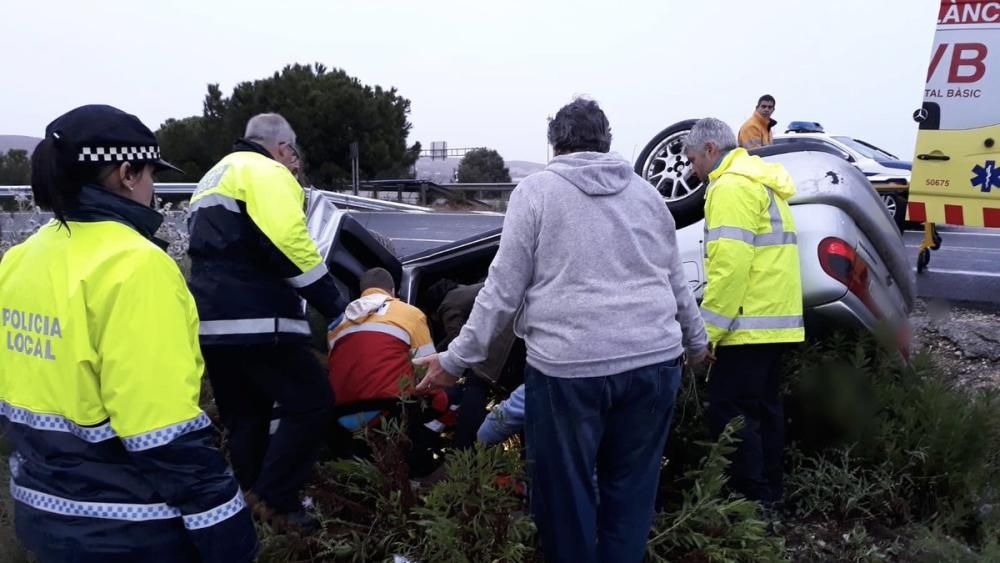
[{"left": 44, "top": 104, "right": 182, "bottom": 174}]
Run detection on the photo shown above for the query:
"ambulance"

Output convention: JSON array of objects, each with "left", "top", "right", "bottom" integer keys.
[{"left": 910, "top": 0, "right": 1000, "bottom": 271}]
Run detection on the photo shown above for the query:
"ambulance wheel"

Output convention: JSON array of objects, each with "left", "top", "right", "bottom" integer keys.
[{"left": 917, "top": 248, "right": 931, "bottom": 273}]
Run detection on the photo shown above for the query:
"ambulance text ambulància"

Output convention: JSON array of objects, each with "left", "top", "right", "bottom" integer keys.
[{"left": 911, "top": 0, "right": 1000, "bottom": 270}]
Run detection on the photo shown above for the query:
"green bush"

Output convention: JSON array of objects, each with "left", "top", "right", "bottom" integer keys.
[
  {"left": 786, "top": 333, "right": 1000, "bottom": 544},
  {"left": 647, "top": 419, "right": 785, "bottom": 563},
  {"left": 412, "top": 445, "right": 537, "bottom": 563},
  {"left": 786, "top": 447, "right": 910, "bottom": 522},
  {"left": 908, "top": 526, "right": 1000, "bottom": 563}
]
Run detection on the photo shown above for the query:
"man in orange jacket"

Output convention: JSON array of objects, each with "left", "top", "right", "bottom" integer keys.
[
  {"left": 327, "top": 267, "right": 451, "bottom": 476},
  {"left": 738, "top": 95, "right": 777, "bottom": 150}
]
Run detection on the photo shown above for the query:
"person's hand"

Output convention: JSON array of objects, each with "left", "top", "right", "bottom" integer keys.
[
  {"left": 413, "top": 354, "right": 460, "bottom": 392},
  {"left": 687, "top": 348, "right": 717, "bottom": 367}
]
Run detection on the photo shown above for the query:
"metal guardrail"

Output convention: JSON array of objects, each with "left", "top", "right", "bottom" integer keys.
[{"left": 0, "top": 181, "right": 518, "bottom": 210}]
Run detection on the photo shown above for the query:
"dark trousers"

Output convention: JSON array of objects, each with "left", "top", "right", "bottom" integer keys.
[
  {"left": 707, "top": 343, "right": 787, "bottom": 505},
  {"left": 524, "top": 359, "right": 682, "bottom": 563},
  {"left": 452, "top": 373, "right": 491, "bottom": 449},
  {"left": 203, "top": 343, "right": 332, "bottom": 513}
]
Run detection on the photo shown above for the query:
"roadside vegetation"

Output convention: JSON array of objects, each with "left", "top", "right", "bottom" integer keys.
[{"left": 2, "top": 202, "right": 1000, "bottom": 562}]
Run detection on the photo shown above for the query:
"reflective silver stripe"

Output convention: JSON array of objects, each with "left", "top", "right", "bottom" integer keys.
[
  {"left": 700, "top": 308, "right": 735, "bottom": 330},
  {"left": 706, "top": 227, "right": 798, "bottom": 247},
  {"left": 766, "top": 188, "right": 783, "bottom": 232},
  {"left": 756, "top": 187, "right": 797, "bottom": 247},
  {"left": 733, "top": 315, "right": 804, "bottom": 331},
  {"left": 754, "top": 231, "right": 798, "bottom": 246},
  {"left": 182, "top": 490, "right": 247, "bottom": 530},
  {"left": 190, "top": 193, "right": 240, "bottom": 213},
  {"left": 278, "top": 318, "right": 311, "bottom": 334},
  {"left": 700, "top": 310, "right": 803, "bottom": 332},
  {"left": 286, "top": 262, "right": 329, "bottom": 289},
  {"left": 121, "top": 413, "right": 212, "bottom": 452},
  {"left": 0, "top": 401, "right": 116, "bottom": 443},
  {"left": 329, "top": 323, "right": 411, "bottom": 349},
  {"left": 414, "top": 344, "right": 436, "bottom": 359},
  {"left": 10, "top": 481, "right": 182, "bottom": 521},
  {"left": 199, "top": 318, "right": 311, "bottom": 336},
  {"left": 706, "top": 226, "right": 756, "bottom": 245}
]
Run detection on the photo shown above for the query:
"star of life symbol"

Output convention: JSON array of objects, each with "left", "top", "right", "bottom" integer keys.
[{"left": 971, "top": 161, "right": 1000, "bottom": 193}]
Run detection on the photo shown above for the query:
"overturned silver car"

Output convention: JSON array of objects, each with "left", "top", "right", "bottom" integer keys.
[{"left": 306, "top": 145, "right": 915, "bottom": 353}]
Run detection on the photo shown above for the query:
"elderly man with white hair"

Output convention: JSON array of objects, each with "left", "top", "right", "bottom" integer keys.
[
  {"left": 415, "top": 98, "right": 709, "bottom": 563},
  {"left": 684, "top": 117, "right": 804, "bottom": 508},
  {"left": 186, "top": 113, "right": 347, "bottom": 531}
]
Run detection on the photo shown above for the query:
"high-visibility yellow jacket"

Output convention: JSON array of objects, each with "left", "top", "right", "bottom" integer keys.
[
  {"left": 701, "top": 148, "right": 805, "bottom": 347},
  {"left": 0, "top": 186, "right": 256, "bottom": 561},
  {"left": 187, "top": 140, "right": 345, "bottom": 345}
]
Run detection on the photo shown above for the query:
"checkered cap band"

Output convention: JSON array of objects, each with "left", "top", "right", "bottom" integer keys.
[{"left": 77, "top": 145, "right": 161, "bottom": 163}]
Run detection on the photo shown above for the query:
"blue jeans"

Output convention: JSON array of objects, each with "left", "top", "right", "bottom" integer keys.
[{"left": 524, "top": 358, "right": 682, "bottom": 563}]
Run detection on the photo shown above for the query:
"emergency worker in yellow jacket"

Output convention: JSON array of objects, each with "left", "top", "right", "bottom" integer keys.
[
  {"left": 186, "top": 113, "right": 346, "bottom": 530},
  {"left": 684, "top": 117, "right": 804, "bottom": 506},
  {"left": 0, "top": 105, "right": 256, "bottom": 562}
]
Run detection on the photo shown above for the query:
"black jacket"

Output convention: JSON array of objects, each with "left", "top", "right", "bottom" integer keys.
[{"left": 187, "top": 140, "right": 345, "bottom": 345}]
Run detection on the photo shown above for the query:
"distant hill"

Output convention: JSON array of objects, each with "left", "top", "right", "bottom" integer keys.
[
  {"left": 415, "top": 157, "right": 545, "bottom": 184},
  {"left": 0, "top": 135, "right": 41, "bottom": 155}
]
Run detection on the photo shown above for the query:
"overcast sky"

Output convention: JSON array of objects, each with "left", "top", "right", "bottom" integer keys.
[{"left": 1, "top": 0, "right": 938, "bottom": 164}]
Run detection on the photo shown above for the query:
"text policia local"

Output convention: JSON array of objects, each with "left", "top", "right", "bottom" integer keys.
[{"left": 3, "top": 308, "right": 61, "bottom": 361}]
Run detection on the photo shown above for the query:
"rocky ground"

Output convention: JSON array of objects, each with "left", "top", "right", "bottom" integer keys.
[{"left": 911, "top": 298, "right": 1000, "bottom": 389}]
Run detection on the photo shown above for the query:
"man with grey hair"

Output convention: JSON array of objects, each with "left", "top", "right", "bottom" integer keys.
[
  {"left": 415, "top": 97, "right": 709, "bottom": 563},
  {"left": 684, "top": 117, "right": 803, "bottom": 507},
  {"left": 187, "top": 113, "right": 347, "bottom": 531}
]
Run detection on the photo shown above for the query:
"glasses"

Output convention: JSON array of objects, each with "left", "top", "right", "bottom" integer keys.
[{"left": 280, "top": 141, "right": 301, "bottom": 161}]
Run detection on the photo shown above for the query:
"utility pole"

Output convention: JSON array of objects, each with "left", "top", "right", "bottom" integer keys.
[{"left": 350, "top": 142, "right": 359, "bottom": 195}]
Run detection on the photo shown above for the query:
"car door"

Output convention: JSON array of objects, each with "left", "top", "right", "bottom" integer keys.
[{"left": 306, "top": 192, "right": 403, "bottom": 302}]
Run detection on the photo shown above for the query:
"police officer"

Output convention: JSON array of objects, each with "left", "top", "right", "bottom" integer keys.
[
  {"left": 187, "top": 113, "right": 346, "bottom": 529},
  {"left": 0, "top": 105, "right": 256, "bottom": 562}
]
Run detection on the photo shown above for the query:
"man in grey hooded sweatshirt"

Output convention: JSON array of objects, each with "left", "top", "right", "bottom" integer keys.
[{"left": 415, "top": 98, "right": 709, "bottom": 563}]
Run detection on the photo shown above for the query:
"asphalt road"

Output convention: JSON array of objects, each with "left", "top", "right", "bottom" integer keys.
[{"left": 903, "top": 226, "right": 1000, "bottom": 304}]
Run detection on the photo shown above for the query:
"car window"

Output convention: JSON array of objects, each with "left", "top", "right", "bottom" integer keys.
[{"left": 832, "top": 136, "right": 898, "bottom": 160}]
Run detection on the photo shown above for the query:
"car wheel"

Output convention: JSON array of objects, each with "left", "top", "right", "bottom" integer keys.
[
  {"left": 634, "top": 119, "right": 707, "bottom": 228},
  {"left": 880, "top": 193, "right": 907, "bottom": 231}
]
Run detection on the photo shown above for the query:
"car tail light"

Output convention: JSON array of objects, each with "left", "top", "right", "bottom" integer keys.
[{"left": 818, "top": 237, "right": 881, "bottom": 319}]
